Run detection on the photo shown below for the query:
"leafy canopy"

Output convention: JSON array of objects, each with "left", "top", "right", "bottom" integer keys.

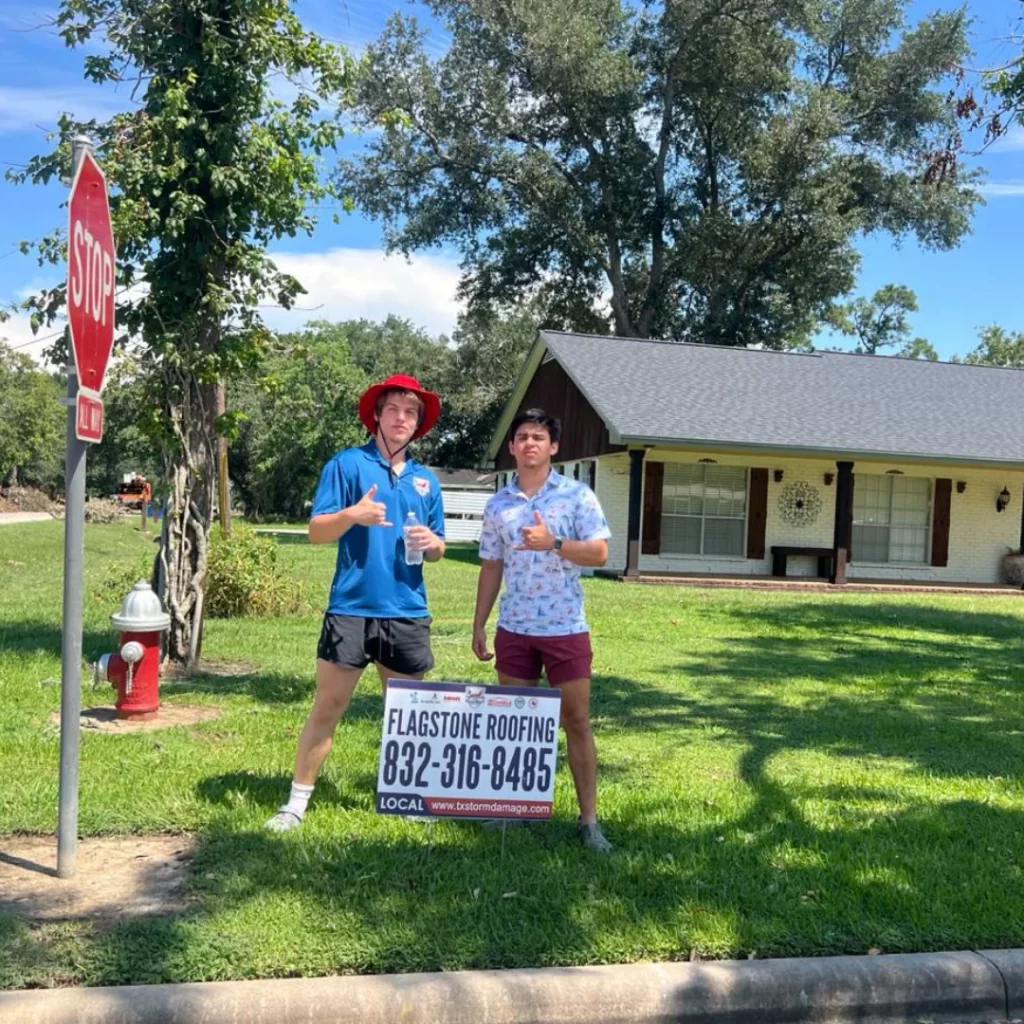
[{"left": 343, "top": 0, "right": 979, "bottom": 347}]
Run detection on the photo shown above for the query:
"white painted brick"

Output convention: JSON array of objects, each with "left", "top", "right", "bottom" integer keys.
[{"left": 593, "top": 450, "right": 1024, "bottom": 585}]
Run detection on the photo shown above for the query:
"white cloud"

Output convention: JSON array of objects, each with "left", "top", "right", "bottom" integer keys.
[
  {"left": 0, "top": 85, "right": 132, "bottom": 135},
  {"left": 266, "top": 247, "right": 464, "bottom": 336},
  {"left": 0, "top": 309, "right": 63, "bottom": 364},
  {"left": 978, "top": 180, "right": 1024, "bottom": 197},
  {"left": 2, "top": 247, "right": 463, "bottom": 365}
]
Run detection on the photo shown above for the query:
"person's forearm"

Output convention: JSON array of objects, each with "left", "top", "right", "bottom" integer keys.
[
  {"left": 308, "top": 509, "right": 356, "bottom": 544},
  {"left": 474, "top": 566, "right": 503, "bottom": 627},
  {"left": 557, "top": 539, "right": 608, "bottom": 567},
  {"left": 424, "top": 539, "right": 446, "bottom": 562}
]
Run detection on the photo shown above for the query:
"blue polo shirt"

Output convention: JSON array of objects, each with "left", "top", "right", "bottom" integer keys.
[{"left": 311, "top": 442, "right": 445, "bottom": 618}]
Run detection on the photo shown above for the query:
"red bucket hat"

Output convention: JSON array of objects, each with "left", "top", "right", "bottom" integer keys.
[{"left": 358, "top": 374, "right": 441, "bottom": 442}]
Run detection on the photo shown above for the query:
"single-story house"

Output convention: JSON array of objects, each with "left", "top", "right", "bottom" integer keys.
[
  {"left": 429, "top": 467, "right": 497, "bottom": 542},
  {"left": 485, "top": 331, "right": 1024, "bottom": 587}
]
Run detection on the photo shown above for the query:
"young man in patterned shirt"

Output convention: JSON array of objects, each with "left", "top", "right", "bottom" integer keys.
[{"left": 472, "top": 408, "right": 613, "bottom": 853}]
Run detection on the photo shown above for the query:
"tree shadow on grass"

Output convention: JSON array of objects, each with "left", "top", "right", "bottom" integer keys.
[
  {"left": 195, "top": 771, "right": 371, "bottom": 814},
  {"left": 6, "top": 597, "right": 1024, "bottom": 987},
  {"left": 161, "top": 669, "right": 389, "bottom": 722},
  {"left": 653, "top": 598, "right": 1024, "bottom": 780},
  {"left": 7, "top": 786, "right": 1024, "bottom": 993},
  {"left": 0, "top": 621, "right": 112, "bottom": 660}
]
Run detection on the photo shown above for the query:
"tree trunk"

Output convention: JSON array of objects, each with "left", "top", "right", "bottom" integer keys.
[{"left": 159, "top": 369, "right": 217, "bottom": 668}]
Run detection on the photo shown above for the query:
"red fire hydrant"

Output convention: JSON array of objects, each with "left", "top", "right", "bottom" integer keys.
[{"left": 95, "top": 581, "right": 171, "bottom": 720}]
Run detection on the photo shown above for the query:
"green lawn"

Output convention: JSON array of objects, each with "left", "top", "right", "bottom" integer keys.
[{"left": 2, "top": 520, "right": 1024, "bottom": 988}]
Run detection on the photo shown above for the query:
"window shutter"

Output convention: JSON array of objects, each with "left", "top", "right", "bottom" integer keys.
[
  {"left": 931, "top": 478, "right": 951, "bottom": 567},
  {"left": 642, "top": 461, "right": 664, "bottom": 555},
  {"left": 746, "top": 468, "right": 769, "bottom": 560}
]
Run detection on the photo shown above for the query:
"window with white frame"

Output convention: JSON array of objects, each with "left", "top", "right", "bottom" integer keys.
[
  {"left": 852, "top": 475, "right": 931, "bottom": 563},
  {"left": 661, "top": 464, "right": 747, "bottom": 556}
]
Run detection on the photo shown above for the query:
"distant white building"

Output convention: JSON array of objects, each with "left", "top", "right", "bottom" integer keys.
[{"left": 429, "top": 467, "right": 497, "bottom": 542}]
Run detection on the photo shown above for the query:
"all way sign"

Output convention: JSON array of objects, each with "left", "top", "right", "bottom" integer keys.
[{"left": 67, "top": 150, "right": 115, "bottom": 442}]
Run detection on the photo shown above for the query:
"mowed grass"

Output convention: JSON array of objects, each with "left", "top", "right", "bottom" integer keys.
[{"left": 2, "top": 520, "right": 1024, "bottom": 988}]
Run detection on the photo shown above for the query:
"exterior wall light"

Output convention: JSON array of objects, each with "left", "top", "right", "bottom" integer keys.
[{"left": 997, "top": 487, "right": 1011, "bottom": 513}]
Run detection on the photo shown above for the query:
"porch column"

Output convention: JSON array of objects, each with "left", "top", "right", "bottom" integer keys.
[
  {"left": 830, "top": 460, "right": 854, "bottom": 585},
  {"left": 1019, "top": 484, "right": 1024, "bottom": 552},
  {"left": 624, "top": 449, "right": 645, "bottom": 578}
]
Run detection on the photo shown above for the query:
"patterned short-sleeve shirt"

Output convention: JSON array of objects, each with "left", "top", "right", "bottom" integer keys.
[{"left": 478, "top": 470, "right": 611, "bottom": 637}]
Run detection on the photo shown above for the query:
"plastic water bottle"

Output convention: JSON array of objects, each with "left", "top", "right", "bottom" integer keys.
[{"left": 403, "top": 511, "right": 424, "bottom": 565}]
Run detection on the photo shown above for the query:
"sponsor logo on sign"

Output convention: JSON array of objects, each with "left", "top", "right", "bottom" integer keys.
[
  {"left": 417, "top": 693, "right": 441, "bottom": 705},
  {"left": 443, "top": 694, "right": 462, "bottom": 703},
  {"left": 410, "top": 692, "right": 419, "bottom": 704},
  {"left": 413, "top": 476, "right": 431, "bottom": 496},
  {"left": 465, "top": 686, "right": 485, "bottom": 707},
  {"left": 514, "top": 696, "right": 526, "bottom": 709},
  {"left": 487, "top": 697, "right": 513, "bottom": 708},
  {"left": 529, "top": 697, "right": 539, "bottom": 709}
]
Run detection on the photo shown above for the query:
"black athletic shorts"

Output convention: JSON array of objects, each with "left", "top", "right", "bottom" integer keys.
[{"left": 316, "top": 614, "right": 434, "bottom": 676}]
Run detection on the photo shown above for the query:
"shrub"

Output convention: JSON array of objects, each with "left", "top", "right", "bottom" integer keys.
[
  {"left": 93, "top": 553, "right": 155, "bottom": 606},
  {"left": 205, "top": 527, "right": 311, "bottom": 618}
]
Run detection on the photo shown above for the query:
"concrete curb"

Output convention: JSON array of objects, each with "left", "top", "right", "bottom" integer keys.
[{"left": 2, "top": 949, "right": 1023, "bottom": 1023}]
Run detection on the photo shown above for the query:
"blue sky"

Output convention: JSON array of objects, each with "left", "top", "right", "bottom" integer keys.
[{"left": 1, "top": 0, "right": 1022, "bottom": 362}]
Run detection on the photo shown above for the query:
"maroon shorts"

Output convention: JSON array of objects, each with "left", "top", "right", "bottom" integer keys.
[{"left": 494, "top": 628, "right": 593, "bottom": 685}]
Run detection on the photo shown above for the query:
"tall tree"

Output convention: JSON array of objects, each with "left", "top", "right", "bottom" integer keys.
[
  {"left": 11, "top": 0, "right": 349, "bottom": 665},
  {"left": 342, "top": 0, "right": 979, "bottom": 347},
  {"left": 229, "top": 329, "right": 368, "bottom": 519},
  {"left": 431, "top": 306, "right": 537, "bottom": 468},
  {"left": 828, "top": 283, "right": 924, "bottom": 355},
  {"left": 0, "top": 343, "right": 65, "bottom": 489},
  {"left": 960, "top": 325, "right": 1024, "bottom": 368}
]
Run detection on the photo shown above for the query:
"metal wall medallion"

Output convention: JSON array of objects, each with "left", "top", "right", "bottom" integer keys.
[{"left": 778, "top": 481, "right": 823, "bottom": 528}]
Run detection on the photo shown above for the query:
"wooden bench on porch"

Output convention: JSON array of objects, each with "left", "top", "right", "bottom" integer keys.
[{"left": 770, "top": 545, "right": 835, "bottom": 579}]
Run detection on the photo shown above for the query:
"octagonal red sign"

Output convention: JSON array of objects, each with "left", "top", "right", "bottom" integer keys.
[{"left": 67, "top": 151, "right": 115, "bottom": 393}]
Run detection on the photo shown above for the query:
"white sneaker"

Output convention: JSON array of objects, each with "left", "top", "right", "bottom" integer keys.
[
  {"left": 264, "top": 807, "right": 303, "bottom": 832},
  {"left": 579, "top": 821, "right": 612, "bottom": 854}
]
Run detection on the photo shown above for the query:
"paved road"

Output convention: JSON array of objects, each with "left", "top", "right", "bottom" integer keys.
[{"left": 0, "top": 512, "right": 53, "bottom": 525}]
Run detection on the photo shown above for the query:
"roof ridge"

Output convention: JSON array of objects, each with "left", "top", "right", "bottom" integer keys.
[
  {"left": 541, "top": 330, "right": 823, "bottom": 358},
  {"left": 540, "top": 330, "right": 1024, "bottom": 373}
]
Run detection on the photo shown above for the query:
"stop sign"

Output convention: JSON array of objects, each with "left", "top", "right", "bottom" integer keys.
[{"left": 67, "top": 151, "right": 115, "bottom": 393}]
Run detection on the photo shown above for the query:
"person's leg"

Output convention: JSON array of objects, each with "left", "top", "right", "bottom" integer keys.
[
  {"left": 266, "top": 615, "right": 369, "bottom": 832},
  {"left": 553, "top": 677, "right": 597, "bottom": 823},
  {"left": 265, "top": 659, "right": 363, "bottom": 830},
  {"left": 373, "top": 618, "right": 433, "bottom": 820},
  {"left": 544, "top": 634, "right": 611, "bottom": 853},
  {"left": 294, "top": 659, "right": 364, "bottom": 784},
  {"left": 374, "top": 663, "right": 425, "bottom": 691}
]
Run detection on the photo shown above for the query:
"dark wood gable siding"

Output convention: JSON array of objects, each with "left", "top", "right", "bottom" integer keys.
[{"left": 494, "top": 357, "right": 626, "bottom": 470}]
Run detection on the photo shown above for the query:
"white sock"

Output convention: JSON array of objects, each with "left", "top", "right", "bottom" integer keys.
[{"left": 282, "top": 781, "right": 314, "bottom": 819}]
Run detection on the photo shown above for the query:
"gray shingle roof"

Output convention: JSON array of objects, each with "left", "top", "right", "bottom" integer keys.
[{"left": 541, "top": 330, "right": 1024, "bottom": 466}]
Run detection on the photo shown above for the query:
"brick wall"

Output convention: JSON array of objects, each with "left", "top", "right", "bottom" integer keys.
[{"left": 592, "top": 449, "right": 1024, "bottom": 585}]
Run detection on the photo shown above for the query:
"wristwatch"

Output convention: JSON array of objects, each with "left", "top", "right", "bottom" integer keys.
[{"left": 553, "top": 537, "right": 564, "bottom": 551}]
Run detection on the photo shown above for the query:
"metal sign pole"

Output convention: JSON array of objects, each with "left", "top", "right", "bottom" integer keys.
[{"left": 57, "top": 135, "right": 95, "bottom": 879}]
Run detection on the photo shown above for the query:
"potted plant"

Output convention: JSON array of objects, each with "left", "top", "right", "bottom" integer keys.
[{"left": 1004, "top": 548, "right": 1024, "bottom": 587}]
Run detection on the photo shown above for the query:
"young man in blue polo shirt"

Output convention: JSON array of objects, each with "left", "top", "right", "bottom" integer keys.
[
  {"left": 266, "top": 374, "right": 446, "bottom": 831},
  {"left": 472, "top": 408, "right": 613, "bottom": 853}
]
